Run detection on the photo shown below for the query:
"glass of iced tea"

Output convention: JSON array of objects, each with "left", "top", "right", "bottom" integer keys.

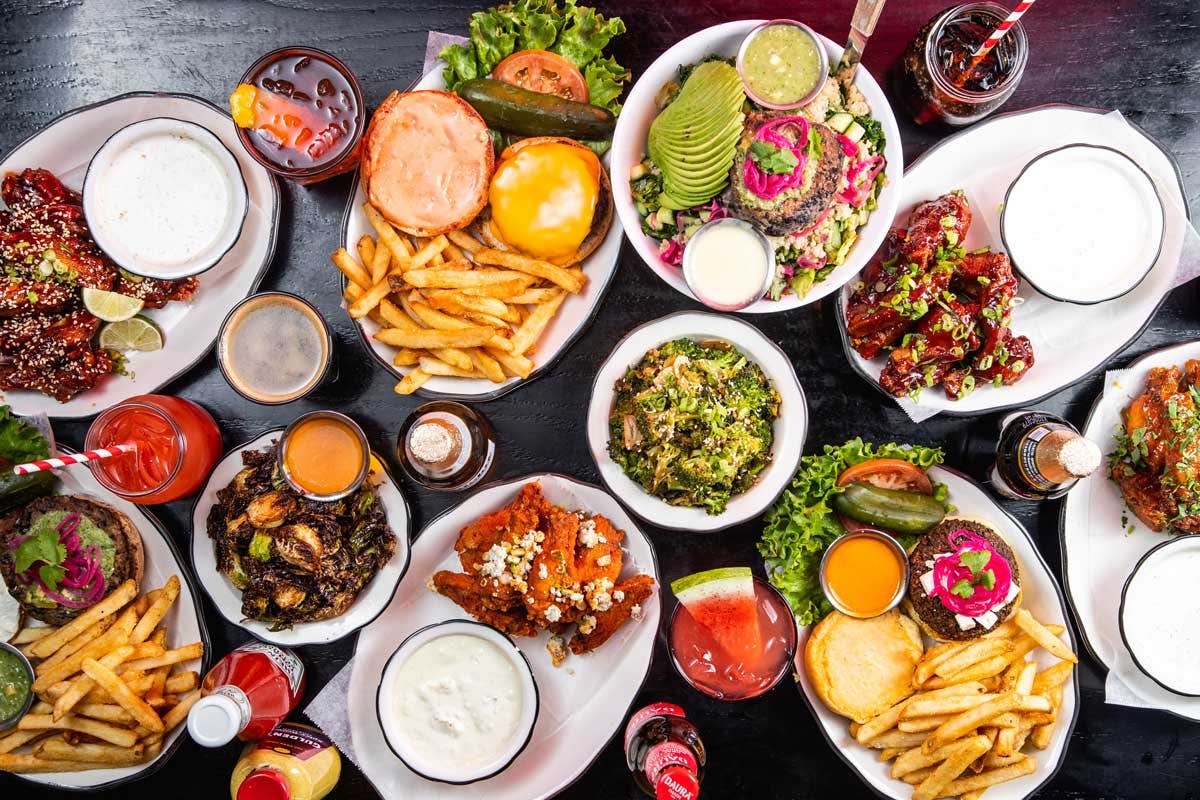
[
  {"left": 899, "top": 2, "right": 1029, "bottom": 127},
  {"left": 230, "top": 46, "right": 365, "bottom": 184},
  {"left": 85, "top": 395, "right": 223, "bottom": 504}
]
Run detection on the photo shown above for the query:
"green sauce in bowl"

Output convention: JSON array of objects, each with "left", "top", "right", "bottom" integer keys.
[
  {"left": 0, "top": 643, "right": 33, "bottom": 727},
  {"left": 738, "top": 21, "right": 827, "bottom": 109}
]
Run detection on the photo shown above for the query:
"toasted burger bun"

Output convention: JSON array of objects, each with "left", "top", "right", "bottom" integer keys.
[
  {"left": 0, "top": 495, "right": 143, "bottom": 626},
  {"left": 805, "top": 609, "right": 924, "bottom": 724},
  {"left": 903, "top": 516, "right": 1023, "bottom": 643},
  {"left": 491, "top": 136, "right": 613, "bottom": 265},
  {"left": 362, "top": 90, "right": 494, "bottom": 237}
]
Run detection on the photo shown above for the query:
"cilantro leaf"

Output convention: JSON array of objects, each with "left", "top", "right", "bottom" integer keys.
[
  {"left": 38, "top": 563, "right": 65, "bottom": 592},
  {"left": 959, "top": 550, "right": 990, "bottom": 578},
  {"left": 950, "top": 579, "right": 976, "bottom": 599},
  {"left": 749, "top": 141, "right": 800, "bottom": 175},
  {"left": 978, "top": 569, "right": 996, "bottom": 591},
  {"left": 14, "top": 528, "right": 66, "bottom": 591}
]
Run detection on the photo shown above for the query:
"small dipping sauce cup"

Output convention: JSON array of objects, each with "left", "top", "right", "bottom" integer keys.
[
  {"left": 86, "top": 394, "right": 223, "bottom": 504},
  {"left": 0, "top": 642, "right": 34, "bottom": 732},
  {"left": 682, "top": 218, "right": 776, "bottom": 311},
  {"left": 217, "top": 291, "right": 333, "bottom": 405},
  {"left": 279, "top": 410, "right": 369, "bottom": 501},
  {"left": 231, "top": 46, "right": 365, "bottom": 184},
  {"left": 819, "top": 529, "right": 909, "bottom": 618},
  {"left": 736, "top": 19, "right": 829, "bottom": 110},
  {"left": 397, "top": 401, "right": 496, "bottom": 492},
  {"left": 899, "top": 2, "right": 1029, "bottom": 127},
  {"left": 668, "top": 576, "right": 797, "bottom": 701}
]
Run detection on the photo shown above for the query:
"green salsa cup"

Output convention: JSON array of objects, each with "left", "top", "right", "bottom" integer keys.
[
  {"left": 736, "top": 19, "right": 829, "bottom": 110},
  {"left": 0, "top": 642, "right": 34, "bottom": 732}
]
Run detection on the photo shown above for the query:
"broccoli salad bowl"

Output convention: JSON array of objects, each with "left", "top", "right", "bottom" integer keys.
[
  {"left": 610, "top": 20, "right": 903, "bottom": 313},
  {"left": 586, "top": 311, "right": 807, "bottom": 532}
]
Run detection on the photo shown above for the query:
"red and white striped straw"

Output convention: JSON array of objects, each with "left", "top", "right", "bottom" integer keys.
[
  {"left": 958, "top": 0, "right": 1036, "bottom": 84},
  {"left": 13, "top": 443, "right": 137, "bottom": 475}
]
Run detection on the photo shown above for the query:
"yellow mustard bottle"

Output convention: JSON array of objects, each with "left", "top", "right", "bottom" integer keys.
[{"left": 230, "top": 722, "right": 341, "bottom": 800}]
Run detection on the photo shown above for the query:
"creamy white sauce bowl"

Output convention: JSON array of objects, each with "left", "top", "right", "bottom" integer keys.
[
  {"left": 1119, "top": 535, "right": 1200, "bottom": 697},
  {"left": 83, "top": 117, "right": 248, "bottom": 280},
  {"left": 375, "top": 619, "right": 540, "bottom": 784}
]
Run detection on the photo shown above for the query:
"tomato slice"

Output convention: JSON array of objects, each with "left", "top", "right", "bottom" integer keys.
[
  {"left": 836, "top": 458, "right": 933, "bottom": 495},
  {"left": 492, "top": 50, "right": 589, "bottom": 103}
]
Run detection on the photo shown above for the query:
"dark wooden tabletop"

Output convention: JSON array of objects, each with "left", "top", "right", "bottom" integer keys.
[{"left": 3, "top": 1, "right": 1198, "bottom": 798}]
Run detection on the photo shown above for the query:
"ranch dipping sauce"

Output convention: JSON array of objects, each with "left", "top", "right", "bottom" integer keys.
[
  {"left": 387, "top": 633, "right": 525, "bottom": 775},
  {"left": 1001, "top": 145, "right": 1164, "bottom": 303},
  {"left": 1121, "top": 538, "right": 1200, "bottom": 695},
  {"left": 219, "top": 292, "right": 331, "bottom": 404},
  {"left": 84, "top": 118, "right": 247, "bottom": 279},
  {"left": 682, "top": 218, "right": 773, "bottom": 310},
  {"left": 738, "top": 20, "right": 827, "bottom": 109}
]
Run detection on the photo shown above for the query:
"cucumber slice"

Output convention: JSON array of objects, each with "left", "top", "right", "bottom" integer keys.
[
  {"left": 827, "top": 112, "right": 853, "bottom": 133},
  {"left": 844, "top": 121, "right": 866, "bottom": 143}
]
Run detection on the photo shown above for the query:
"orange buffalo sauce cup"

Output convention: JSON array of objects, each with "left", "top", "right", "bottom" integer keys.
[
  {"left": 279, "top": 411, "right": 369, "bottom": 501},
  {"left": 820, "top": 530, "right": 909, "bottom": 618}
]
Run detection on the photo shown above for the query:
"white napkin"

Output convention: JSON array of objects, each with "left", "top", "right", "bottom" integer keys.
[
  {"left": 893, "top": 110, "right": 1200, "bottom": 423},
  {"left": 302, "top": 32, "right": 467, "bottom": 765}
]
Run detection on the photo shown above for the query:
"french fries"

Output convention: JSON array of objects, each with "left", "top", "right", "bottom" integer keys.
[
  {"left": 0, "top": 577, "right": 203, "bottom": 777},
  {"left": 336, "top": 207, "right": 587, "bottom": 393},
  {"left": 852, "top": 608, "right": 1076, "bottom": 800}
]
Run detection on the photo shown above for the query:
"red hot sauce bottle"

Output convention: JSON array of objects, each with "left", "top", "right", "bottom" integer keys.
[
  {"left": 624, "top": 703, "right": 706, "bottom": 800},
  {"left": 187, "top": 642, "right": 307, "bottom": 747}
]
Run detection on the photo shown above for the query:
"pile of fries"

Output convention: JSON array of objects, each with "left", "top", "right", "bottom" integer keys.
[
  {"left": 0, "top": 577, "right": 203, "bottom": 774},
  {"left": 332, "top": 203, "right": 589, "bottom": 395},
  {"left": 850, "top": 609, "right": 1077, "bottom": 800}
]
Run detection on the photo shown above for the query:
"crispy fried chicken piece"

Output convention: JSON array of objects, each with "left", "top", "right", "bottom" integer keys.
[
  {"left": 0, "top": 278, "right": 77, "bottom": 317},
  {"left": 569, "top": 574, "right": 655, "bottom": 655},
  {"left": 0, "top": 309, "right": 97, "bottom": 354},
  {"left": 429, "top": 571, "right": 539, "bottom": 637},
  {"left": 879, "top": 299, "right": 979, "bottom": 397},
  {"left": 0, "top": 342, "right": 112, "bottom": 401},
  {"left": 1, "top": 168, "right": 80, "bottom": 208},
  {"left": 117, "top": 274, "right": 199, "bottom": 308},
  {"left": 899, "top": 191, "right": 971, "bottom": 267}
]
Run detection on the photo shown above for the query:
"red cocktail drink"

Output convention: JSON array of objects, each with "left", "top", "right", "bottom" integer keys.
[
  {"left": 85, "top": 394, "right": 222, "bottom": 504},
  {"left": 668, "top": 577, "right": 797, "bottom": 701}
]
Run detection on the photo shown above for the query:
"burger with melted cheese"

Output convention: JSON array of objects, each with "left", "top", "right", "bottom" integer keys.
[{"left": 487, "top": 136, "right": 613, "bottom": 263}]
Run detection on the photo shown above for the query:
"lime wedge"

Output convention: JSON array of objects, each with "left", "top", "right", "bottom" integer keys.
[
  {"left": 83, "top": 288, "right": 144, "bottom": 322},
  {"left": 99, "top": 316, "right": 162, "bottom": 352}
]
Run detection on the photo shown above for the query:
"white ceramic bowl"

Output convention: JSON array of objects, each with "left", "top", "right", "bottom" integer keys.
[
  {"left": 83, "top": 117, "right": 248, "bottom": 279},
  {"left": 610, "top": 19, "right": 903, "bottom": 313},
  {"left": 586, "top": 311, "right": 807, "bottom": 532},
  {"left": 375, "top": 620, "right": 539, "bottom": 784}
]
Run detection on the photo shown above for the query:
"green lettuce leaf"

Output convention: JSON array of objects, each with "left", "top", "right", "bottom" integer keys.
[
  {"left": 552, "top": 0, "right": 626, "bottom": 67},
  {"left": 439, "top": 43, "right": 480, "bottom": 91},
  {"left": 509, "top": 0, "right": 563, "bottom": 50},
  {"left": 470, "top": 8, "right": 520, "bottom": 76},
  {"left": 584, "top": 54, "right": 630, "bottom": 115},
  {"left": 0, "top": 405, "right": 50, "bottom": 464},
  {"left": 757, "top": 438, "right": 945, "bottom": 625}
]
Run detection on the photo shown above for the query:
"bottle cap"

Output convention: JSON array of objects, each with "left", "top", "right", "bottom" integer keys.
[
  {"left": 237, "top": 768, "right": 291, "bottom": 800},
  {"left": 656, "top": 764, "right": 700, "bottom": 800},
  {"left": 187, "top": 693, "right": 243, "bottom": 748},
  {"left": 1036, "top": 429, "right": 1101, "bottom": 482}
]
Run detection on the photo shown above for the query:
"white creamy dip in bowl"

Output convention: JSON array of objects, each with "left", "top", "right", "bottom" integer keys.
[
  {"left": 1119, "top": 536, "right": 1200, "bottom": 697},
  {"left": 83, "top": 117, "right": 248, "bottom": 280},
  {"left": 375, "top": 619, "right": 539, "bottom": 784}
]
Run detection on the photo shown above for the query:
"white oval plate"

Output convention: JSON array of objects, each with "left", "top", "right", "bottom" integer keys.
[
  {"left": 837, "top": 105, "right": 1188, "bottom": 417},
  {"left": 13, "top": 450, "right": 209, "bottom": 791},
  {"left": 586, "top": 311, "right": 806, "bottom": 532},
  {"left": 795, "top": 467, "right": 1079, "bottom": 800},
  {"left": 0, "top": 92, "right": 281, "bottom": 419},
  {"left": 1061, "top": 338, "right": 1200, "bottom": 721},
  {"left": 189, "top": 430, "right": 411, "bottom": 647},
  {"left": 610, "top": 20, "right": 903, "bottom": 313},
  {"left": 340, "top": 68, "right": 622, "bottom": 401},
  {"left": 348, "top": 473, "right": 660, "bottom": 800}
]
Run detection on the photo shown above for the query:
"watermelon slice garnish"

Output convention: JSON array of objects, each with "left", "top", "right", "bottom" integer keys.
[{"left": 670, "top": 567, "right": 762, "bottom": 663}]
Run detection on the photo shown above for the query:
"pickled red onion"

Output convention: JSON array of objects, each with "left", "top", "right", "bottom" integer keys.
[
  {"left": 928, "top": 529, "right": 1013, "bottom": 617},
  {"left": 744, "top": 117, "right": 810, "bottom": 200},
  {"left": 15, "top": 512, "right": 106, "bottom": 609}
]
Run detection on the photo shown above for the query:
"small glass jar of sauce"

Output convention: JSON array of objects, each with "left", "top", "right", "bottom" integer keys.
[
  {"left": 899, "top": 2, "right": 1029, "bottom": 127},
  {"left": 397, "top": 402, "right": 496, "bottom": 492},
  {"left": 230, "top": 46, "right": 365, "bottom": 184},
  {"left": 218, "top": 292, "right": 333, "bottom": 405},
  {"left": 736, "top": 19, "right": 828, "bottom": 110},
  {"left": 279, "top": 410, "right": 369, "bottom": 501}
]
